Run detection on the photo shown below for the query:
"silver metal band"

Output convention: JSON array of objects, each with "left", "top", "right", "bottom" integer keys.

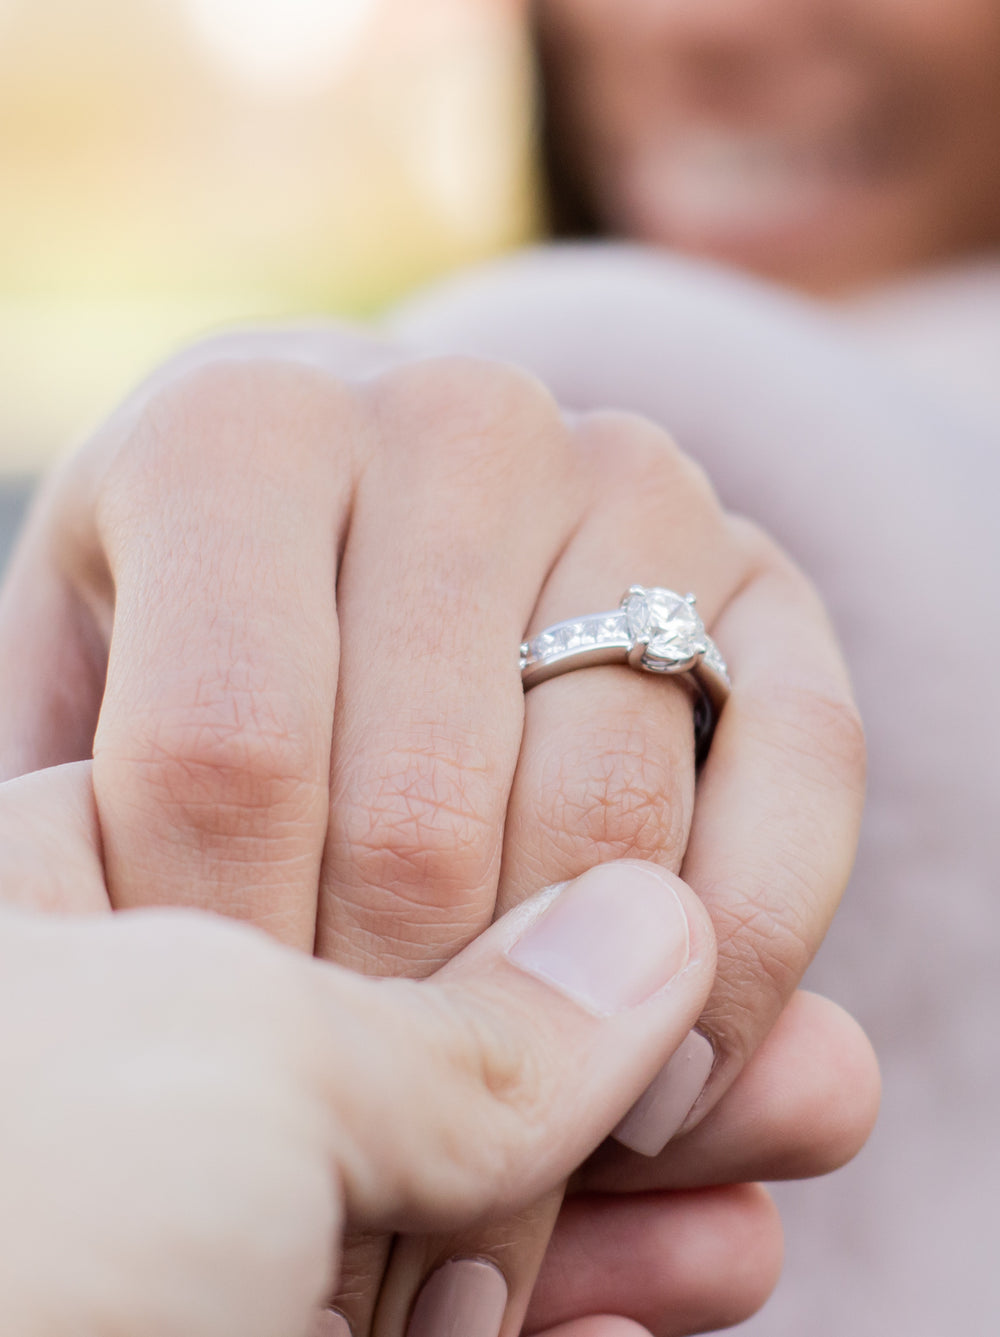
[{"left": 520, "top": 586, "right": 730, "bottom": 756}]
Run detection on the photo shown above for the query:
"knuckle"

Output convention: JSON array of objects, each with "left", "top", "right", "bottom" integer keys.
[
  {"left": 102, "top": 356, "right": 353, "bottom": 524},
  {"left": 156, "top": 352, "right": 343, "bottom": 426},
  {"left": 530, "top": 710, "right": 692, "bottom": 871},
  {"left": 377, "top": 353, "right": 558, "bottom": 424},
  {"left": 374, "top": 1005, "right": 540, "bottom": 1213},
  {"left": 431, "top": 987, "right": 551, "bottom": 1202},
  {"left": 332, "top": 731, "right": 501, "bottom": 918},
  {"left": 99, "top": 703, "right": 326, "bottom": 846},
  {"left": 450, "top": 989, "right": 548, "bottom": 1119},
  {"left": 350, "top": 981, "right": 547, "bottom": 1216},
  {"left": 136, "top": 360, "right": 276, "bottom": 457},
  {"left": 576, "top": 409, "right": 719, "bottom": 507},
  {"left": 372, "top": 355, "right": 568, "bottom": 482}
]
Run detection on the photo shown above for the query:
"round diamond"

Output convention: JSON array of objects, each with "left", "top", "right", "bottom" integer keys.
[{"left": 623, "top": 587, "right": 708, "bottom": 666}]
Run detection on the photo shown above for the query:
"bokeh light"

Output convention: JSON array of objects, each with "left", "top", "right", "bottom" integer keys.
[
  {"left": 0, "top": 0, "right": 538, "bottom": 472},
  {"left": 182, "top": 0, "right": 378, "bottom": 92}
]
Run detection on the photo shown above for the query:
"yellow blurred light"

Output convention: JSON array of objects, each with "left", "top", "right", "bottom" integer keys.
[
  {"left": 181, "top": 0, "right": 379, "bottom": 92},
  {"left": 0, "top": 0, "right": 541, "bottom": 471}
]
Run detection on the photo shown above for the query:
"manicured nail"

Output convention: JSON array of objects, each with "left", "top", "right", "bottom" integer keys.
[
  {"left": 309, "top": 1310, "right": 351, "bottom": 1337},
  {"left": 612, "top": 1029, "right": 715, "bottom": 1156},
  {"left": 406, "top": 1259, "right": 507, "bottom": 1337},
  {"left": 507, "top": 862, "right": 691, "bottom": 1015}
]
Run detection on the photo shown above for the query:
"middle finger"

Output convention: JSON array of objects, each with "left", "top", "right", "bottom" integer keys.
[
  {"left": 312, "top": 359, "right": 585, "bottom": 1336},
  {"left": 376, "top": 411, "right": 745, "bottom": 1337},
  {"left": 316, "top": 358, "right": 584, "bottom": 973}
]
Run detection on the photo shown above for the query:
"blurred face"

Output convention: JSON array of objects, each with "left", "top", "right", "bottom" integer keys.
[{"left": 539, "top": 0, "right": 1000, "bottom": 292}]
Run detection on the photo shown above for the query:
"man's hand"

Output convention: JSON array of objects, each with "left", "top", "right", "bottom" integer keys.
[
  {"left": 0, "top": 334, "right": 871, "bottom": 1334},
  {"left": 0, "top": 761, "right": 715, "bottom": 1337},
  {"left": 0, "top": 764, "right": 877, "bottom": 1337}
]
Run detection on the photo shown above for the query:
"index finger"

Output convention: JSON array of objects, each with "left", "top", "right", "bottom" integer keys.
[{"left": 92, "top": 360, "right": 362, "bottom": 947}]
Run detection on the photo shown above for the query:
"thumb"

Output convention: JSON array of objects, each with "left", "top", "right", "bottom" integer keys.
[{"left": 310, "top": 860, "right": 717, "bottom": 1237}]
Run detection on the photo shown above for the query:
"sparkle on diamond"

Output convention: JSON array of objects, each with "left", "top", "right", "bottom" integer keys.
[{"left": 624, "top": 588, "right": 708, "bottom": 665}]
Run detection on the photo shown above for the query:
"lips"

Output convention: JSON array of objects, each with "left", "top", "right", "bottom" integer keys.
[{"left": 625, "top": 125, "right": 883, "bottom": 245}]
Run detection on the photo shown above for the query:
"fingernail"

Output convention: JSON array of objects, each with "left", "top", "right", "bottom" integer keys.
[
  {"left": 406, "top": 1259, "right": 507, "bottom": 1337},
  {"left": 507, "top": 862, "right": 691, "bottom": 1015},
  {"left": 309, "top": 1310, "right": 351, "bottom": 1337},
  {"left": 612, "top": 1029, "right": 715, "bottom": 1156}
]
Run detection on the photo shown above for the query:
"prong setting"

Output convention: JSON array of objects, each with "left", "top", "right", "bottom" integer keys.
[{"left": 519, "top": 585, "right": 729, "bottom": 757}]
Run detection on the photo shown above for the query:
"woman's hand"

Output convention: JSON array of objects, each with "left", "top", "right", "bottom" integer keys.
[
  {"left": 0, "top": 764, "right": 877, "bottom": 1337},
  {"left": 0, "top": 333, "right": 871, "bottom": 1332}
]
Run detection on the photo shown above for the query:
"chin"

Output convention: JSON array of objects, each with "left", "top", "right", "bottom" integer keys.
[
  {"left": 602, "top": 141, "right": 940, "bottom": 294},
  {"left": 618, "top": 188, "right": 923, "bottom": 297}
]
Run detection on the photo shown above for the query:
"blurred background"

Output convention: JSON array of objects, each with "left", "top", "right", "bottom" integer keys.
[
  {"left": 1, "top": 6, "right": 997, "bottom": 1335},
  {"left": 0, "top": 0, "right": 537, "bottom": 473}
]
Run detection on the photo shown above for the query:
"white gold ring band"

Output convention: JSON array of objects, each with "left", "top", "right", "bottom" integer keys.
[{"left": 520, "top": 585, "right": 730, "bottom": 756}]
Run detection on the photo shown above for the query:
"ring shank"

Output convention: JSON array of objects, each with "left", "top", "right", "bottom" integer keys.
[
  {"left": 520, "top": 641, "right": 632, "bottom": 689},
  {"left": 519, "top": 603, "right": 730, "bottom": 759}
]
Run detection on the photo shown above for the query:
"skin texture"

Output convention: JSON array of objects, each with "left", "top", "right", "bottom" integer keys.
[
  {"left": 0, "top": 338, "right": 871, "bottom": 1335},
  {"left": 0, "top": 765, "right": 879, "bottom": 1337},
  {"left": 537, "top": 0, "right": 1000, "bottom": 292},
  {"left": 0, "top": 780, "right": 709, "bottom": 1337}
]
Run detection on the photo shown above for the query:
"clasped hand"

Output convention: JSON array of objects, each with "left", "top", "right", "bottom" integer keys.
[{"left": 0, "top": 332, "right": 878, "bottom": 1336}]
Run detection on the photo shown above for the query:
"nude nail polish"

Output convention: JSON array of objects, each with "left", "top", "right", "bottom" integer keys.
[
  {"left": 406, "top": 1259, "right": 507, "bottom": 1337},
  {"left": 309, "top": 1309, "right": 352, "bottom": 1337},
  {"left": 612, "top": 1029, "right": 715, "bottom": 1156},
  {"left": 507, "top": 862, "right": 691, "bottom": 1015}
]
